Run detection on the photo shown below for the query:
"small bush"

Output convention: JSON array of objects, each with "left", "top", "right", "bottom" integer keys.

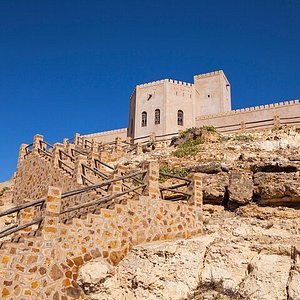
[
  {"left": 232, "top": 134, "right": 254, "bottom": 142},
  {"left": 172, "top": 137, "right": 203, "bottom": 158},
  {"left": 203, "top": 125, "right": 217, "bottom": 133},
  {"left": 179, "top": 127, "right": 195, "bottom": 139},
  {"left": 0, "top": 187, "right": 9, "bottom": 197}
]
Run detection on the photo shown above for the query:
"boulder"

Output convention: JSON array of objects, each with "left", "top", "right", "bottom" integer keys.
[
  {"left": 78, "top": 258, "right": 114, "bottom": 294},
  {"left": 239, "top": 254, "right": 291, "bottom": 300},
  {"left": 251, "top": 162, "right": 299, "bottom": 173},
  {"left": 254, "top": 172, "right": 300, "bottom": 205},
  {"left": 203, "top": 172, "right": 229, "bottom": 204},
  {"left": 190, "top": 162, "right": 229, "bottom": 174},
  {"left": 228, "top": 172, "right": 253, "bottom": 205}
]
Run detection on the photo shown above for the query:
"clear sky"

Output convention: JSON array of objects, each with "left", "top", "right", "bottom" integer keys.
[{"left": 0, "top": 0, "right": 299, "bottom": 182}]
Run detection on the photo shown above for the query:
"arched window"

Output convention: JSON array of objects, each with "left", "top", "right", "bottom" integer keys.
[
  {"left": 141, "top": 111, "right": 147, "bottom": 127},
  {"left": 177, "top": 110, "right": 183, "bottom": 126},
  {"left": 155, "top": 109, "right": 160, "bottom": 125}
]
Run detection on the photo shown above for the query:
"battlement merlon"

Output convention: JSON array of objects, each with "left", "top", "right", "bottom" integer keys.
[
  {"left": 136, "top": 78, "right": 193, "bottom": 88},
  {"left": 194, "top": 70, "right": 230, "bottom": 85}
]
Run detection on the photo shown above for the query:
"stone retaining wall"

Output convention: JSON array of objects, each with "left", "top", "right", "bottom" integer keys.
[{"left": 0, "top": 168, "right": 203, "bottom": 299}]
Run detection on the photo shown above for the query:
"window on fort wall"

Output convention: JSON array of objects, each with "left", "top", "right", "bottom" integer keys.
[
  {"left": 177, "top": 110, "right": 183, "bottom": 126},
  {"left": 142, "top": 111, "right": 147, "bottom": 127},
  {"left": 155, "top": 109, "right": 160, "bottom": 125}
]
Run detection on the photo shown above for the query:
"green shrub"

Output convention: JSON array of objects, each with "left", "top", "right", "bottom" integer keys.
[
  {"left": 159, "top": 164, "right": 189, "bottom": 182},
  {"left": 172, "top": 137, "right": 203, "bottom": 158},
  {"left": 0, "top": 187, "right": 9, "bottom": 197},
  {"left": 179, "top": 127, "right": 194, "bottom": 139},
  {"left": 232, "top": 134, "right": 254, "bottom": 142},
  {"left": 203, "top": 125, "right": 217, "bottom": 132}
]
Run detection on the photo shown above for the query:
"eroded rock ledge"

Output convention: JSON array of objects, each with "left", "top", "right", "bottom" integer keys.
[{"left": 78, "top": 205, "right": 300, "bottom": 300}]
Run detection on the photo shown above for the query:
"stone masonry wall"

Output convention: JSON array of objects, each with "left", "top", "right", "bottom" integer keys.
[
  {"left": 13, "top": 151, "right": 98, "bottom": 216},
  {"left": 196, "top": 100, "right": 300, "bottom": 132},
  {"left": 0, "top": 171, "right": 203, "bottom": 299}
]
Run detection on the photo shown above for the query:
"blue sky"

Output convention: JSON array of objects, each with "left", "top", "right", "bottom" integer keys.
[{"left": 0, "top": 0, "right": 299, "bottom": 181}]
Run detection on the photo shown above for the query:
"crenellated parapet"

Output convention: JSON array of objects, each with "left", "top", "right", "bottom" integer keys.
[
  {"left": 137, "top": 78, "right": 193, "bottom": 88},
  {"left": 196, "top": 99, "right": 300, "bottom": 120}
]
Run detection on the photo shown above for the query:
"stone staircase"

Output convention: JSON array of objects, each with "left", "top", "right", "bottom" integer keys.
[
  {"left": 0, "top": 132, "right": 202, "bottom": 299},
  {"left": 0, "top": 188, "right": 202, "bottom": 299}
]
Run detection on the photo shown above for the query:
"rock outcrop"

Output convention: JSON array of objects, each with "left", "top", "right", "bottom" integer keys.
[{"left": 78, "top": 204, "right": 300, "bottom": 299}]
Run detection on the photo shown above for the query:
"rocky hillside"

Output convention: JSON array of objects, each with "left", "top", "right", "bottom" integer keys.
[
  {"left": 79, "top": 204, "right": 300, "bottom": 300},
  {"left": 2, "top": 126, "right": 300, "bottom": 299},
  {"left": 78, "top": 126, "right": 300, "bottom": 299},
  {"left": 119, "top": 126, "right": 300, "bottom": 208}
]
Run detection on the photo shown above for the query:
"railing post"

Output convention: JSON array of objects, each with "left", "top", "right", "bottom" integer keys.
[
  {"left": 52, "top": 144, "right": 63, "bottom": 168},
  {"left": 273, "top": 115, "right": 280, "bottom": 128},
  {"left": 42, "top": 186, "right": 62, "bottom": 240},
  {"left": 17, "top": 144, "right": 28, "bottom": 165},
  {"left": 74, "top": 133, "right": 80, "bottom": 146},
  {"left": 240, "top": 121, "right": 246, "bottom": 132},
  {"left": 33, "top": 134, "right": 43, "bottom": 154},
  {"left": 91, "top": 139, "right": 98, "bottom": 153},
  {"left": 63, "top": 138, "right": 69, "bottom": 152},
  {"left": 73, "top": 155, "right": 87, "bottom": 184},
  {"left": 149, "top": 132, "right": 156, "bottom": 143},
  {"left": 114, "top": 137, "right": 122, "bottom": 153},
  {"left": 18, "top": 199, "right": 36, "bottom": 234},
  {"left": 187, "top": 173, "right": 203, "bottom": 221},
  {"left": 136, "top": 143, "right": 142, "bottom": 155},
  {"left": 108, "top": 165, "right": 123, "bottom": 195},
  {"left": 142, "top": 161, "right": 160, "bottom": 200}
]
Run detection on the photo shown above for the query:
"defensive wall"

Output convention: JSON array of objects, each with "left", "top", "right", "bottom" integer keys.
[
  {"left": 196, "top": 99, "right": 300, "bottom": 133},
  {"left": 82, "top": 128, "right": 127, "bottom": 144},
  {"left": 81, "top": 99, "right": 300, "bottom": 144}
]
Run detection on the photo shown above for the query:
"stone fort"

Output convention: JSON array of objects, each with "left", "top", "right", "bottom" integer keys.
[
  {"left": 82, "top": 70, "right": 300, "bottom": 143},
  {"left": 0, "top": 70, "right": 299, "bottom": 299}
]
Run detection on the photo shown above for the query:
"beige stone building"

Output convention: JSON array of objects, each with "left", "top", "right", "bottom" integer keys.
[{"left": 82, "top": 70, "right": 300, "bottom": 142}]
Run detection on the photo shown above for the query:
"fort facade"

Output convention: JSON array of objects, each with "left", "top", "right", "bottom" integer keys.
[{"left": 81, "top": 70, "right": 299, "bottom": 143}]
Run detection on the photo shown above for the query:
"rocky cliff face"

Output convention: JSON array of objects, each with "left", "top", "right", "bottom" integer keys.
[
  {"left": 79, "top": 205, "right": 300, "bottom": 300},
  {"left": 78, "top": 127, "right": 300, "bottom": 299}
]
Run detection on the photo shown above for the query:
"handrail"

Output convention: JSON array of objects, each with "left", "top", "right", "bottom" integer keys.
[
  {"left": 0, "top": 216, "right": 43, "bottom": 239},
  {"left": 94, "top": 159, "right": 115, "bottom": 171},
  {"left": 0, "top": 198, "right": 45, "bottom": 217},
  {"left": 81, "top": 174, "right": 94, "bottom": 185},
  {"left": 159, "top": 172, "right": 191, "bottom": 183},
  {"left": 61, "top": 170, "right": 147, "bottom": 198},
  {"left": 160, "top": 182, "right": 189, "bottom": 191},
  {"left": 156, "top": 132, "right": 178, "bottom": 138},
  {"left": 38, "top": 148, "right": 53, "bottom": 158},
  {"left": 58, "top": 159, "right": 74, "bottom": 172},
  {"left": 82, "top": 164, "right": 109, "bottom": 180},
  {"left": 280, "top": 116, "right": 300, "bottom": 120},
  {"left": 244, "top": 118, "right": 273, "bottom": 125},
  {"left": 59, "top": 149, "right": 75, "bottom": 162},
  {"left": 60, "top": 184, "right": 146, "bottom": 214},
  {"left": 0, "top": 224, "right": 18, "bottom": 235},
  {"left": 40, "top": 140, "right": 54, "bottom": 149},
  {"left": 160, "top": 187, "right": 191, "bottom": 197},
  {"left": 25, "top": 143, "right": 33, "bottom": 151},
  {"left": 71, "top": 148, "right": 87, "bottom": 156},
  {"left": 132, "top": 135, "right": 150, "bottom": 141}
]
